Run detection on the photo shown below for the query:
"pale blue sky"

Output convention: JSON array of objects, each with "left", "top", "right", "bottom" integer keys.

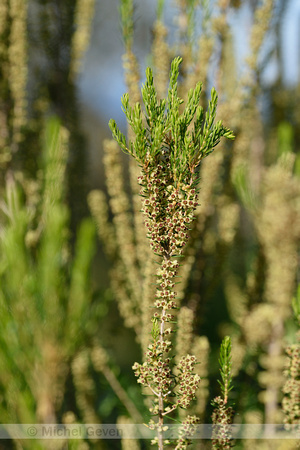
[
  {"left": 281, "top": 0, "right": 300, "bottom": 85},
  {"left": 78, "top": 0, "right": 300, "bottom": 125}
]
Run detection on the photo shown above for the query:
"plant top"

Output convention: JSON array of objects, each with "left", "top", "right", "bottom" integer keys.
[{"left": 109, "top": 56, "right": 234, "bottom": 191}]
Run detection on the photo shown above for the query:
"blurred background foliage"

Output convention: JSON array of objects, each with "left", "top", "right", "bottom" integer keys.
[{"left": 0, "top": 0, "right": 299, "bottom": 449}]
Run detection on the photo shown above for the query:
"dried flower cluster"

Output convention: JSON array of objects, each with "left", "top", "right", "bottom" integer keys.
[
  {"left": 137, "top": 160, "right": 200, "bottom": 337},
  {"left": 282, "top": 338, "right": 300, "bottom": 428},
  {"left": 176, "top": 355, "right": 200, "bottom": 409},
  {"left": 175, "top": 414, "right": 200, "bottom": 450},
  {"left": 132, "top": 337, "right": 173, "bottom": 407},
  {"left": 211, "top": 396, "right": 235, "bottom": 450},
  {"left": 139, "top": 170, "right": 198, "bottom": 257}
]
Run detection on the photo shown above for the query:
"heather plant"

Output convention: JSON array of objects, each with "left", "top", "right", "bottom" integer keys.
[
  {"left": 0, "top": 0, "right": 95, "bottom": 226},
  {"left": 109, "top": 56, "right": 234, "bottom": 448},
  {"left": 89, "top": 1, "right": 300, "bottom": 448},
  {"left": 0, "top": 0, "right": 300, "bottom": 449},
  {"left": 0, "top": 117, "right": 96, "bottom": 449},
  {"left": 282, "top": 286, "right": 300, "bottom": 430},
  {"left": 211, "top": 336, "right": 235, "bottom": 450}
]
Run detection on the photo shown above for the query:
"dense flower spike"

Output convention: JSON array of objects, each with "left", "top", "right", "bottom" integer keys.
[
  {"left": 282, "top": 337, "right": 300, "bottom": 428},
  {"left": 110, "top": 57, "right": 234, "bottom": 449},
  {"left": 176, "top": 355, "right": 200, "bottom": 409},
  {"left": 175, "top": 415, "right": 200, "bottom": 449},
  {"left": 211, "top": 397, "right": 235, "bottom": 450}
]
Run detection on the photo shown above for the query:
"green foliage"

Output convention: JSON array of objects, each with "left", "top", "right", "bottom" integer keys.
[
  {"left": 156, "top": 0, "right": 166, "bottom": 19},
  {"left": 278, "top": 122, "right": 294, "bottom": 156},
  {"left": 151, "top": 317, "right": 160, "bottom": 340},
  {"left": 0, "top": 117, "right": 96, "bottom": 438},
  {"left": 292, "top": 285, "right": 300, "bottom": 326},
  {"left": 232, "top": 165, "right": 258, "bottom": 211},
  {"left": 120, "top": 0, "right": 134, "bottom": 49},
  {"left": 109, "top": 56, "right": 234, "bottom": 187},
  {"left": 217, "top": 336, "right": 233, "bottom": 405},
  {"left": 211, "top": 338, "right": 235, "bottom": 450}
]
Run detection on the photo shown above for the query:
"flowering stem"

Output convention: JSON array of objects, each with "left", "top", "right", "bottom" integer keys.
[{"left": 109, "top": 56, "right": 234, "bottom": 448}]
